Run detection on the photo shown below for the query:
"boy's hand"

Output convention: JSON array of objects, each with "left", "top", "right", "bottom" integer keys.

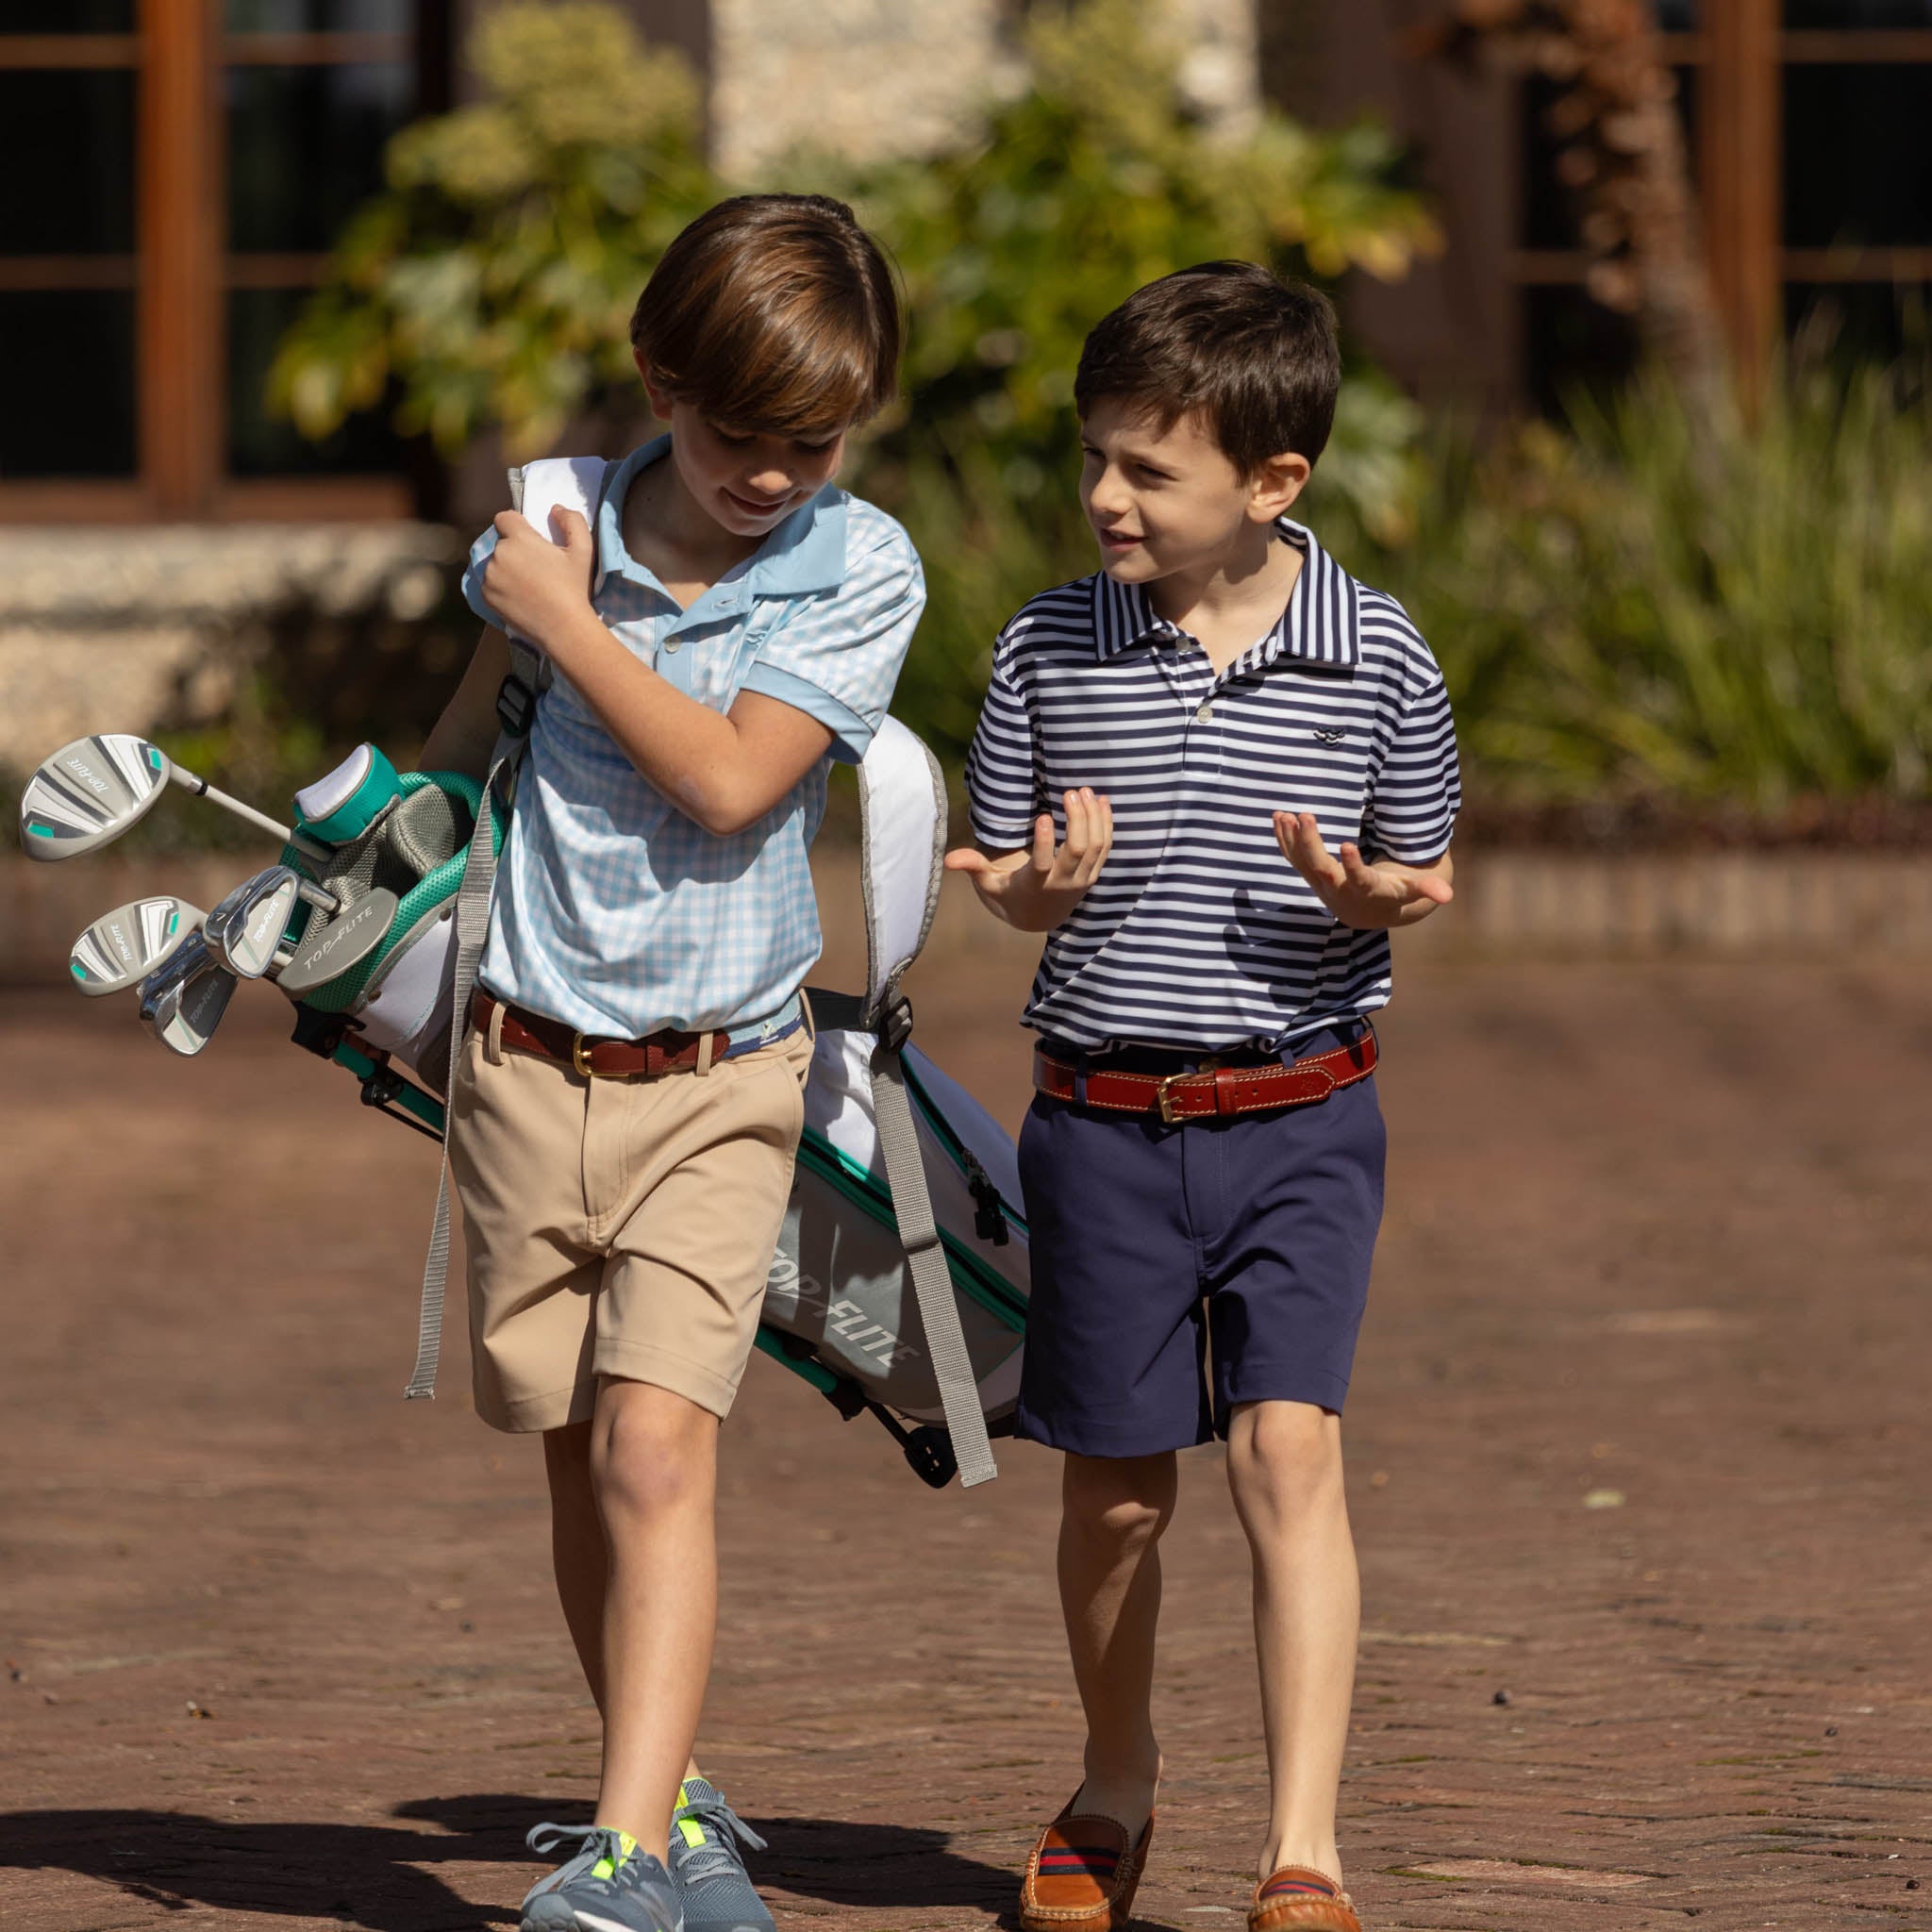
[
  {"left": 481, "top": 508, "right": 597, "bottom": 650},
  {"left": 945, "top": 789, "right": 1113, "bottom": 933},
  {"left": 1274, "top": 810, "right": 1454, "bottom": 929}
]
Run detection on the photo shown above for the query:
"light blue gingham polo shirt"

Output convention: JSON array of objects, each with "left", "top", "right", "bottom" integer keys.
[{"left": 459, "top": 435, "right": 925, "bottom": 1039}]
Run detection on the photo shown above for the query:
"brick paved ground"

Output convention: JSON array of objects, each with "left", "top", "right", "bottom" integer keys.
[{"left": 2, "top": 941, "right": 1927, "bottom": 1932}]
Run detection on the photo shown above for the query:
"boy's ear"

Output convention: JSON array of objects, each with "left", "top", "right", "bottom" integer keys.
[
  {"left": 1247, "top": 450, "right": 1312, "bottom": 524},
  {"left": 635, "top": 352, "right": 675, "bottom": 424}
]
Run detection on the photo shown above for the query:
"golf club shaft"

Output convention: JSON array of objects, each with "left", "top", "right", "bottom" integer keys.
[
  {"left": 167, "top": 767, "right": 292, "bottom": 842},
  {"left": 167, "top": 767, "right": 334, "bottom": 864}
]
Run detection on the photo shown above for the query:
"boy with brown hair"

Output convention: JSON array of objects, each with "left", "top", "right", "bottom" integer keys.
[
  {"left": 422, "top": 193, "right": 924, "bottom": 1932},
  {"left": 949, "top": 262, "right": 1459, "bottom": 1932}
]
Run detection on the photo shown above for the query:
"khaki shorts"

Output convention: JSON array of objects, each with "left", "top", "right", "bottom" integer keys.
[{"left": 447, "top": 1017, "right": 814, "bottom": 1434}]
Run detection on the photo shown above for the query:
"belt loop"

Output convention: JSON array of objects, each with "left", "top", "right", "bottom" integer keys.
[
  {"left": 485, "top": 997, "right": 506, "bottom": 1067},
  {"left": 1072, "top": 1061, "right": 1088, "bottom": 1108},
  {"left": 695, "top": 1030, "right": 716, "bottom": 1078}
]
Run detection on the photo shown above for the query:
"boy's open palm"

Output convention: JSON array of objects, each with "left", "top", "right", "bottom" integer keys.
[
  {"left": 1274, "top": 809, "right": 1454, "bottom": 929},
  {"left": 945, "top": 788, "right": 1113, "bottom": 933}
]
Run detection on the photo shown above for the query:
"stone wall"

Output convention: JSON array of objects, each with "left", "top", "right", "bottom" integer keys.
[
  {"left": 708, "top": 0, "right": 1259, "bottom": 177},
  {"left": 0, "top": 525, "right": 459, "bottom": 778}
]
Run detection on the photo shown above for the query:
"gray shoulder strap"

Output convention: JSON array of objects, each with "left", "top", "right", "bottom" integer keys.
[
  {"left": 868, "top": 1034, "right": 998, "bottom": 1488},
  {"left": 405, "top": 457, "right": 609, "bottom": 1402},
  {"left": 849, "top": 718, "right": 997, "bottom": 1485}
]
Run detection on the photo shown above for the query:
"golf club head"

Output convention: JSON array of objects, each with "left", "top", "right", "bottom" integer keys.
[
  {"left": 205, "top": 867, "right": 302, "bottom": 980},
  {"left": 20, "top": 734, "right": 173, "bottom": 861},
  {"left": 137, "top": 930, "right": 237, "bottom": 1057},
  {"left": 69, "top": 895, "right": 206, "bottom": 997},
  {"left": 276, "top": 885, "right": 400, "bottom": 995}
]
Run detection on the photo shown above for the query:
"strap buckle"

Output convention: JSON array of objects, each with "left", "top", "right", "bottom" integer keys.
[
  {"left": 1158, "top": 1071, "right": 1189, "bottom": 1124},
  {"left": 495, "top": 673, "right": 538, "bottom": 738}
]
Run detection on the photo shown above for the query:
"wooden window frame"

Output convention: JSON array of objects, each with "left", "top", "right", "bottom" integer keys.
[
  {"left": 1505, "top": 2, "right": 1932, "bottom": 397},
  {"left": 0, "top": 0, "right": 430, "bottom": 525}
]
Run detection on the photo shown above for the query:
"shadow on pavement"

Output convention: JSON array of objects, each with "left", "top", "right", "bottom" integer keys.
[
  {"left": 0, "top": 1792, "right": 1017, "bottom": 1926},
  {"left": 746, "top": 1812, "right": 1013, "bottom": 1911}
]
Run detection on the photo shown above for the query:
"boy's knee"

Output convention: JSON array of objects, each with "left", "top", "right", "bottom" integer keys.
[
  {"left": 1062, "top": 1453, "right": 1175, "bottom": 1554},
  {"left": 591, "top": 1384, "right": 716, "bottom": 1524},
  {"left": 1225, "top": 1401, "right": 1344, "bottom": 1518}
]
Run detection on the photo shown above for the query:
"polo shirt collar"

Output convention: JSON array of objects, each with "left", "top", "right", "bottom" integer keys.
[
  {"left": 1089, "top": 518, "right": 1361, "bottom": 671},
  {"left": 591, "top": 434, "right": 850, "bottom": 604}
]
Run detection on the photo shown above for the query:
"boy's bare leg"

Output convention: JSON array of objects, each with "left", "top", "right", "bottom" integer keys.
[
  {"left": 1224, "top": 1399, "right": 1357, "bottom": 1889},
  {"left": 544, "top": 1420, "right": 712, "bottom": 1790},
  {"left": 582, "top": 1377, "right": 721, "bottom": 1846},
  {"left": 1057, "top": 1449, "right": 1177, "bottom": 1836},
  {"left": 544, "top": 1422, "right": 608, "bottom": 1707}
]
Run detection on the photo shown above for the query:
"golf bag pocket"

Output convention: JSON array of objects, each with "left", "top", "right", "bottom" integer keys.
[{"left": 766, "top": 1023, "right": 1029, "bottom": 1430}]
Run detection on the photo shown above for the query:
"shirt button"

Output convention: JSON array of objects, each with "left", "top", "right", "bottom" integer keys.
[
  {"left": 664, "top": 639, "right": 681, "bottom": 654},
  {"left": 1195, "top": 702, "right": 1214, "bottom": 722}
]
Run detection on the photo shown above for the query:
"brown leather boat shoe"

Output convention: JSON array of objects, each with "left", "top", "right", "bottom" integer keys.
[
  {"left": 1018, "top": 1797, "right": 1156, "bottom": 1932},
  {"left": 1247, "top": 1864, "right": 1361, "bottom": 1932}
]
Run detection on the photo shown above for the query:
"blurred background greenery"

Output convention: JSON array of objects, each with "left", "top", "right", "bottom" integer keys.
[{"left": 243, "top": 0, "right": 1932, "bottom": 842}]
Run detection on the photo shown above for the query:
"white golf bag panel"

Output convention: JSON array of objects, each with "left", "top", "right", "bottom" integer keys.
[
  {"left": 764, "top": 1029, "right": 1029, "bottom": 1424},
  {"left": 759, "top": 716, "right": 1029, "bottom": 1486}
]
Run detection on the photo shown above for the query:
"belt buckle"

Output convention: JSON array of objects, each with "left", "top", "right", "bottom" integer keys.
[
  {"left": 1158, "top": 1071, "right": 1188, "bottom": 1124},
  {"left": 1158, "top": 1057, "right": 1224, "bottom": 1124},
  {"left": 571, "top": 1032, "right": 619, "bottom": 1079}
]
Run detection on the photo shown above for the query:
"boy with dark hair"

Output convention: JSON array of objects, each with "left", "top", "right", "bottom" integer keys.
[
  {"left": 948, "top": 261, "right": 1459, "bottom": 1932},
  {"left": 423, "top": 193, "right": 924, "bottom": 1932}
]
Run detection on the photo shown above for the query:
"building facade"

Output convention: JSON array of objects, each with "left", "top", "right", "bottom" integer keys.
[{"left": 4, "top": 0, "right": 1923, "bottom": 528}]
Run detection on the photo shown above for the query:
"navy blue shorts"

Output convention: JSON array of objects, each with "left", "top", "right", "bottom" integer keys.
[{"left": 1013, "top": 1031, "right": 1386, "bottom": 1459}]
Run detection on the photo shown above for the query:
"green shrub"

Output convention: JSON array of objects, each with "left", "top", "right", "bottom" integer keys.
[
  {"left": 1360, "top": 359, "right": 1932, "bottom": 810},
  {"left": 269, "top": 3, "right": 711, "bottom": 458}
]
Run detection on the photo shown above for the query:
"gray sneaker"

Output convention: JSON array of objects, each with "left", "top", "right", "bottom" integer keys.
[
  {"left": 666, "top": 1778, "right": 774, "bottom": 1932},
  {"left": 521, "top": 1823, "right": 683, "bottom": 1932}
]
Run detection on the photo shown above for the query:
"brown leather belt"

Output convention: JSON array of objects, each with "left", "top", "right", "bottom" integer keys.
[
  {"left": 1033, "top": 1028, "right": 1377, "bottom": 1124},
  {"left": 471, "top": 991, "right": 733, "bottom": 1079}
]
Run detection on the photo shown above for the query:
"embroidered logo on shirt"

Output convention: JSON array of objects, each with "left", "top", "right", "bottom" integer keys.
[{"left": 1313, "top": 727, "right": 1347, "bottom": 743}]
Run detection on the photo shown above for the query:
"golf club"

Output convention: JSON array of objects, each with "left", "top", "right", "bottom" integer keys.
[
  {"left": 20, "top": 733, "right": 327, "bottom": 863},
  {"left": 69, "top": 895, "right": 207, "bottom": 997},
  {"left": 137, "top": 929, "right": 238, "bottom": 1057},
  {"left": 204, "top": 866, "right": 342, "bottom": 981}
]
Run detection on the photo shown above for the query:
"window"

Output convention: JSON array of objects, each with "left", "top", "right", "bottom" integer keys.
[
  {"left": 0, "top": 0, "right": 446, "bottom": 522},
  {"left": 1511, "top": 0, "right": 1932, "bottom": 404}
]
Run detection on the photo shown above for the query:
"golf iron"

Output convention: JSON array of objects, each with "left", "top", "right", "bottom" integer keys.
[
  {"left": 204, "top": 866, "right": 343, "bottom": 980},
  {"left": 137, "top": 929, "right": 238, "bottom": 1057},
  {"left": 69, "top": 895, "right": 207, "bottom": 997},
  {"left": 20, "top": 733, "right": 325, "bottom": 862}
]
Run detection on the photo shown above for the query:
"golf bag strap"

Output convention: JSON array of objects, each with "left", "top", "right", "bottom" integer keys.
[
  {"left": 868, "top": 1033, "right": 999, "bottom": 1488},
  {"left": 407, "top": 736, "right": 518, "bottom": 1400},
  {"left": 407, "top": 461, "right": 593, "bottom": 1399}
]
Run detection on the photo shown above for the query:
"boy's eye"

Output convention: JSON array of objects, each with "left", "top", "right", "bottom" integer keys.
[
  {"left": 795, "top": 437, "right": 838, "bottom": 457},
  {"left": 713, "top": 427, "right": 753, "bottom": 447}
]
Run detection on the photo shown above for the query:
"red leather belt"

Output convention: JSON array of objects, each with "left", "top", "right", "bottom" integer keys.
[
  {"left": 1033, "top": 1029, "right": 1377, "bottom": 1124},
  {"left": 471, "top": 991, "right": 731, "bottom": 1079}
]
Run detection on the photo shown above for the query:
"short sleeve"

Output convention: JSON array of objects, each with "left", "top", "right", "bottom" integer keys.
[
  {"left": 964, "top": 654, "right": 1040, "bottom": 851},
  {"left": 1362, "top": 670, "right": 1460, "bottom": 864},
  {"left": 738, "top": 526, "right": 925, "bottom": 763},
  {"left": 459, "top": 525, "right": 506, "bottom": 630}
]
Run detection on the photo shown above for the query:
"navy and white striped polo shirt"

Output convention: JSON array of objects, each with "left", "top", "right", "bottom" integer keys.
[{"left": 964, "top": 521, "right": 1459, "bottom": 1054}]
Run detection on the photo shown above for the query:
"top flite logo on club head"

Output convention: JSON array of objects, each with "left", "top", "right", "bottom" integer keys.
[{"left": 276, "top": 888, "right": 401, "bottom": 995}]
